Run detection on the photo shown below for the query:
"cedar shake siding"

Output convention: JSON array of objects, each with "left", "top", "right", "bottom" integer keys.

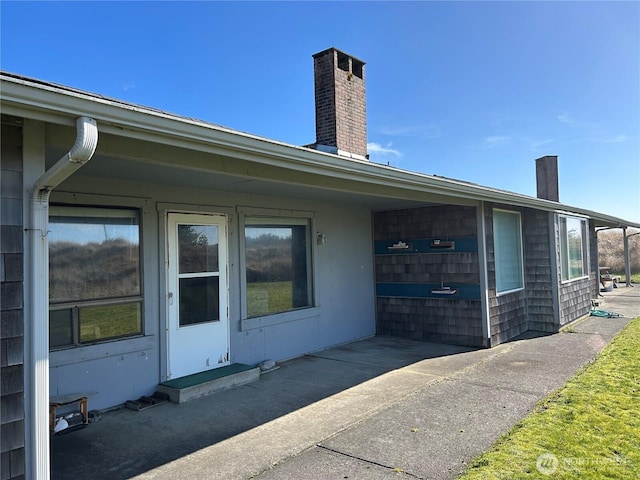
[
  {"left": 523, "top": 209, "right": 556, "bottom": 333},
  {"left": 559, "top": 277, "right": 592, "bottom": 326},
  {"left": 485, "top": 204, "right": 528, "bottom": 345},
  {"left": 375, "top": 202, "right": 597, "bottom": 348},
  {"left": 374, "top": 205, "right": 484, "bottom": 347},
  {"left": 555, "top": 216, "right": 592, "bottom": 326},
  {"left": 1, "top": 116, "right": 26, "bottom": 480}
]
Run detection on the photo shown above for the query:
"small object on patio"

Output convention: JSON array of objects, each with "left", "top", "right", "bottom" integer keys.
[
  {"left": 599, "top": 266, "right": 620, "bottom": 291},
  {"left": 590, "top": 309, "right": 623, "bottom": 318},
  {"left": 49, "top": 393, "right": 90, "bottom": 433},
  {"left": 88, "top": 410, "right": 103, "bottom": 423},
  {"left": 53, "top": 417, "right": 68, "bottom": 434},
  {"left": 258, "top": 359, "right": 279, "bottom": 373},
  {"left": 53, "top": 412, "right": 86, "bottom": 435},
  {"left": 125, "top": 391, "right": 170, "bottom": 411}
]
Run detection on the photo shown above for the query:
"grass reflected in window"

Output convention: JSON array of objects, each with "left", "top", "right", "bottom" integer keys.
[{"left": 80, "top": 303, "right": 141, "bottom": 343}]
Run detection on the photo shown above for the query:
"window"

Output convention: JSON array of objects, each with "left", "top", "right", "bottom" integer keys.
[
  {"left": 49, "top": 206, "right": 142, "bottom": 348},
  {"left": 244, "top": 217, "right": 312, "bottom": 318},
  {"left": 560, "top": 216, "right": 588, "bottom": 281},
  {"left": 493, "top": 209, "right": 524, "bottom": 293}
]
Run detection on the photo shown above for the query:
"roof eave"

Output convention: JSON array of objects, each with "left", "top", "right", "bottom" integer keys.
[{"left": 2, "top": 73, "right": 638, "bottom": 229}]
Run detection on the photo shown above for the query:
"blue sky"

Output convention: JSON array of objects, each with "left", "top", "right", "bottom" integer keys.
[{"left": 2, "top": 1, "right": 638, "bottom": 222}]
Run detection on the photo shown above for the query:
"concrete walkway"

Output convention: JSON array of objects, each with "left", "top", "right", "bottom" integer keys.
[{"left": 51, "top": 285, "right": 639, "bottom": 480}]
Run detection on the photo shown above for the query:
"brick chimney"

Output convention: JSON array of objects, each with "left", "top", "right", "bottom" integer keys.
[
  {"left": 309, "top": 48, "right": 367, "bottom": 160},
  {"left": 535, "top": 155, "right": 559, "bottom": 202}
]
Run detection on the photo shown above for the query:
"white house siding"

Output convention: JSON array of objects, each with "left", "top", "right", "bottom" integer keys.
[{"left": 46, "top": 172, "right": 375, "bottom": 411}]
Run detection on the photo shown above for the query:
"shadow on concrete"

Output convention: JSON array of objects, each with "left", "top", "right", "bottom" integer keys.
[
  {"left": 50, "top": 337, "right": 476, "bottom": 479},
  {"left": 50, "top": 287, "right": 640, "bottom": 479},
  {"left": 503, "top": 330, "right": 554, "bottom": 343}
]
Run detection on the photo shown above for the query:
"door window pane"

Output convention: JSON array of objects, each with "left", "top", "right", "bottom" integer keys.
[
  {"left": 178, "top": 225, "right": 219, "bottom": 274},
  {"left": 179, "top": 277, "right": 220, "bottom": 326}
]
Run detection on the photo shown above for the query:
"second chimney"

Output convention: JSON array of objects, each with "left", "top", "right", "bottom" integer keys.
[
  {"left": 312, "top": 48, "right": 367, "bottom": 160},
  {"left": 535, "top": 155, "right": 559, "bottom": 202}
]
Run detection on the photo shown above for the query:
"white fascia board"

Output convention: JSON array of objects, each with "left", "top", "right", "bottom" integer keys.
[{"left": 2, "top": 74, "right": 638, "bottom": 229}]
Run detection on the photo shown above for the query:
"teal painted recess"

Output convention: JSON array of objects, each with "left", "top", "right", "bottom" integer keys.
[
  {"left": 160, "top": 364, "right": 256, "bottom": 389},
  {"left": 374, "top": 237, "right": 478, "bottom": 255},
  {"left": 376, "top": 282, "right": 481, "bottom": 300}
]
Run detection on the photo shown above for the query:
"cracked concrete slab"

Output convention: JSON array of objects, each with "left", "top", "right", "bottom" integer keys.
[
  {"left": 317, "top": 379, "right": 540, "bottom": 479},
  {"left": 257, "top": 447, "right": 405, "bottom": 480}
]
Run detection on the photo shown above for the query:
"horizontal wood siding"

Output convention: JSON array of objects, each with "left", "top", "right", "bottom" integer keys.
[
  {"left": 374, "top": 205, "right": 484, "bottom": 347},
  {"left": 1, "top": 117, "right": 25, "bottom": 480}
]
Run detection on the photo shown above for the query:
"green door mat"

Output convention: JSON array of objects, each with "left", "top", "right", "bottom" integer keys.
[{"left": 159, "top": 364, "right": 256, "bottom": 390}]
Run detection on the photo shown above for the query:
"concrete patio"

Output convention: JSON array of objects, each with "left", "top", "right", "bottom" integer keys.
[{"left": 51, "top": 284, "right": 639, "bottom": 479}]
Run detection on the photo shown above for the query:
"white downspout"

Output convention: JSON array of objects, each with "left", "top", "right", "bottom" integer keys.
[
  {"left": 476, "top": 201, "right": 491, "bottom": 347},
  {"left": 29, "top": 116, "right": 98, "bottom": 479}
]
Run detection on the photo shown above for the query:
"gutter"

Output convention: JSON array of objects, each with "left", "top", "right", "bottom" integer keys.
[
  {"left": 3, "top": 72, "right": 639, "bottom": 229},
  {"left": 28, "top": 116, "right": 98, "bottom": 479}
]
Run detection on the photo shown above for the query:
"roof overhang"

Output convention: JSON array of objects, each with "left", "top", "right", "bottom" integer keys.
[{"left": 2, "top": 72, "right": 638, "bottom": 229}]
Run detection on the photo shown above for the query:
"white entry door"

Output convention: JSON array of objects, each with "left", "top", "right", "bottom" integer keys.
[{"left": 167, "top": 213, "right": 229, "bottom": 379}]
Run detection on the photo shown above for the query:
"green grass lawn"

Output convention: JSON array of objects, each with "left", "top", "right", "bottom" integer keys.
[
  {"left": 247, "top": 281, "right": 293, "bottom": 317},
  {"left": 458, "top": 317, "right": 640, "bottom": 479},
  {"left": 80, "top": 303, "right": 141, "bottom": 342},
  {"left": 618, "top": 272, "right": 640, "bottom": 284}
]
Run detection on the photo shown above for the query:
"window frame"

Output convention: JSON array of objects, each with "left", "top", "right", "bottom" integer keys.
[
  {"left": 493, "top": 208, "right": 525, "bottom": 295},
  {"left": 243, "top": 216, "right": 314, "bottom": 318},
  {"left": 559, "top": 215, "right": 589, "bottom": 282},
  {"left": 48, "top": 205, "right": 144, "bottom": 349},
  {"left": 239, "top": 208, "right": 316, "bottom": 328}
]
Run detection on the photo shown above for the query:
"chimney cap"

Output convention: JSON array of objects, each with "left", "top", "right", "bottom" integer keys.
[{"left": 312, "top": 47, "right": 366, "bottom": 65}]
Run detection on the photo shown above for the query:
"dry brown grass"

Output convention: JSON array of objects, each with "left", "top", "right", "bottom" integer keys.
[{"left": 597, "top": 228, "right": 640, "bottom": 276}]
